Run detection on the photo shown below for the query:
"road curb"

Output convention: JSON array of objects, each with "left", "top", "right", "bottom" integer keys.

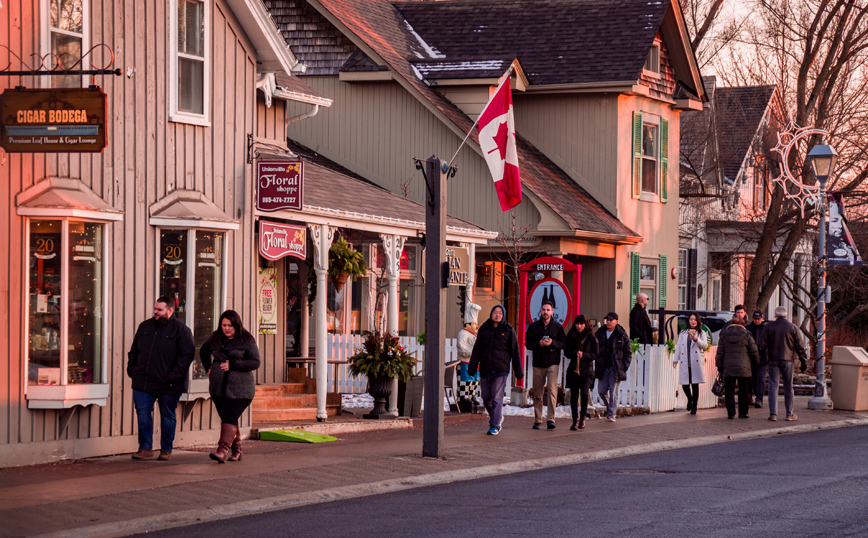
[{"left": 34, "top": 417, "right": 868, "bottom": 538}]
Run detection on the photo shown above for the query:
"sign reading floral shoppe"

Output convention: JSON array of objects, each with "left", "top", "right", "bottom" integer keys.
[
  {"left": 259, "top": 221, "right": 306, "bottom": 261},
  {"left": 257, "top": 160, "right": 304, "bottom": 212}
]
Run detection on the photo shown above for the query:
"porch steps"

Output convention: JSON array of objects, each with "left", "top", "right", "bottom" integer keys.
[{"left": 252, "top": 367, "right": 341, "bottom": 423}]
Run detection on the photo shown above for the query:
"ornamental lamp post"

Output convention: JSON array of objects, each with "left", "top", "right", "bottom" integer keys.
[{"left": 807, "top": 141, "right": 837, "bottom": 410}]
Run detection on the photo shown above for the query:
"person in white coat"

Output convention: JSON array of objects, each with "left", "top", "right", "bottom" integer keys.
[{"left": 672, "top": 313, "right": 709, "bottom": 414}]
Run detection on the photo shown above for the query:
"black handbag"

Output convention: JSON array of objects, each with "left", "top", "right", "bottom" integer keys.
[{"left": 711, "top": 373, "right": 725, "bottom": 397}]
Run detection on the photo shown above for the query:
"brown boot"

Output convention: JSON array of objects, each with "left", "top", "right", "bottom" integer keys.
[
  {"left": 228, "top": 430, "right": 242, "bottom": 462},
  {"left": 209, "top": 423, "right": 237, "bottom": 463}
]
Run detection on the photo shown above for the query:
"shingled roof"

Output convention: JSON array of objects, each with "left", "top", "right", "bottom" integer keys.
[
  {"left": 281, "top": 140, "right": 489, "bottom": 234},
  {"left": 273, "top": 0, "right": 640, "bottom": 241},
  {"left": 714, "top": 85, "right": 777, "bottom": 182},
  {"left": 394, "top": 0, "right": 667, "bottom": 86}
]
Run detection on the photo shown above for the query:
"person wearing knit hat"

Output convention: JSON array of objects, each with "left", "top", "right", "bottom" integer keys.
[
  {"left": 456, "top": 302, "right": 483, "bottom": 411},
  {"left": 468, "top": 304, "right": 523, "bottom": 435}
]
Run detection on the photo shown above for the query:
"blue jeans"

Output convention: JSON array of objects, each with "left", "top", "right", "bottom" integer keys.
[
  {"left": 133, "top": 390, "right": 182, "bottom": 452},
  {"left": 767, "top": 361, "right": 794, "bottom": 417},
  {"left": 480, "top": 373, "right": 508, "bottom": 429},
  {"left": 754, "top": 363, "right": 769, "bottom": 403},
  {"left": 597, "top": 368, "right": 620, "bottom": 419}
]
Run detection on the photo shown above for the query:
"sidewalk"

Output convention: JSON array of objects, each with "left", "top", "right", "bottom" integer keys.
[{"left": 2, "top": 398, "right": 867, "bottom": 538}]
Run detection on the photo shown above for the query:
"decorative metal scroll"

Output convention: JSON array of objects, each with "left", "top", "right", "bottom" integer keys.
[
  {"left": 0, "top": 44, "right": 121, "bottom": 78},
  {"left": 770, "top": 121, "right": 830, "bottom": 217}
]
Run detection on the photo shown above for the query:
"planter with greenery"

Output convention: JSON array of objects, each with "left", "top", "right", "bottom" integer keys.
[
  {"left": 348, "top": 330, "right": 417, "bottom": 418},
  {"left": 328, "top": 237, "right": 367, "bottom": 293}
]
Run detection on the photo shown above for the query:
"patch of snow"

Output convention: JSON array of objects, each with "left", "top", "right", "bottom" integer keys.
[
  {"left": 418, "top": 60, "right": 504, "bottom": 73},
  {"left": 403, "top": 20, "right": 446, "bottom": 59},
  {"left": 410, "top": 64, "right": 431, "bottom": 86}
]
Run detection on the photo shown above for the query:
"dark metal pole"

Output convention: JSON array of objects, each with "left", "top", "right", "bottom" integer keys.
[
  {"left": 423, "top": 156, "right": 447, "bottom": 457},
  {"left": 809, "top": 183, "right": 833, "bottom": 409}
]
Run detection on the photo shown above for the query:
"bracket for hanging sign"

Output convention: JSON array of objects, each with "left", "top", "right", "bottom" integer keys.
[{"left": 0, "top": 44, "right": 122, "bottom": 78}]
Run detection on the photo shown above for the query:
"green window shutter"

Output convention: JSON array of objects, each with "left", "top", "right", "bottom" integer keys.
[
  {"left": 660, "top": 118, "right": 669, "bottom": 203},
  {"left": 631, "top": 252, "right": 640, "bottom": 305},
  {"left": 658, "top": 254, "right": 668, "bottom": 308},
  {"left": 632, "top": 112, "right": 642, "bottom": 199}
]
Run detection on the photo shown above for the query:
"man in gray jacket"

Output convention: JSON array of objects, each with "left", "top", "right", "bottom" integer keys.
[{"left": 758, "top": 306, "right": 808, "bottom": 422}]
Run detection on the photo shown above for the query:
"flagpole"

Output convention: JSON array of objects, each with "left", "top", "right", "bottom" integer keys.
[{"left": 446, "top": 65, "right": 514, "bottom": 171}]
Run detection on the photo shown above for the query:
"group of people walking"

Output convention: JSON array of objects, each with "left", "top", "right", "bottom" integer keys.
[
  {"left": 715, "top": 305, "right": 808, "bottom": 421},
  {"left": 468, "top": 300, "right": 634, "bottom": 434},
  {"left": 126, "top": 297, "right": 261, "bottom": 463},
  {"left": 468, "top": 295, "right": 809, "bottom": 435}
]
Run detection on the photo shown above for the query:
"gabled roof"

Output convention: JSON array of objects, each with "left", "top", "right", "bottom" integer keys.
[
  {"left": 272, "top": 0, "right": 641, "bottom": 243},
  {"left": 224, "top": 0, "right": 302, "bottom": 74},
  {"left": 393, "top": 0, "right": 665, "bottom": 87},
  {"left": 715, "top": 85, "right": 777, "bottom": 182}
]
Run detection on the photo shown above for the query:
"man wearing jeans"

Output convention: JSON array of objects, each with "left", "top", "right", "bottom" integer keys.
[
  {"left": 525, "top": 302, "right": 566, "bottom": 430},
  {"left": 758, "top": 306, "right": 808, "bottom": 421},
  {"left": 127, "top": 297, "right": 195, "bottom": 460},
  {"left": 594, "top": 312, "right": 632, "bottom": 422}
]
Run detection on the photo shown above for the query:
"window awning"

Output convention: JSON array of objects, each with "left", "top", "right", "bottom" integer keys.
[
  {"left": 16, "top": 178, "right": 123, "bottom": 221},
  {"left": 149, "top": 190, "right": 239, "bottom": 230}
]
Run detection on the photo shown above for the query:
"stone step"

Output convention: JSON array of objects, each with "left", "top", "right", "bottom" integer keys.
[
  {"left": 254, "top": 393, "right": 318, "bottom": 409},
  {"left": 252, "top": 404, "right": 341, "bottom": 422}
]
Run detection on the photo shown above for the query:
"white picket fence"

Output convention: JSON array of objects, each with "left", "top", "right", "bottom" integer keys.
[{"left": 325, "top": 334, "right": 720, "bottom": 412}]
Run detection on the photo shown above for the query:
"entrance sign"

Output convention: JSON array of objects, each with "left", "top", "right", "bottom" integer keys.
[
  {"left": 258, "top": 267, "right": 277, "bottom": 335},
  {"left": 445, "top": 246, "right": 469, "bottom": 286},
  {"left": 0, "top": 87, "right": 107, "bottom": 153},
  {"left": 257, "top": 160, "right": 304, "bottom": 212},
  {"left": 259, "top": 221, "right": 306, "bottom": 261},
  {"left": 517, "top": 256, "right": 582, "bottom": 387}
]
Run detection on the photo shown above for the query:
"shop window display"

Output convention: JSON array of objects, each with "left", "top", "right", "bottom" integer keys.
[
  {"left": 159, "top": 228, "right": 224, "bottom": 381},
  {"left": 28, "top": 219, "right": 104, "bottom": 386}
]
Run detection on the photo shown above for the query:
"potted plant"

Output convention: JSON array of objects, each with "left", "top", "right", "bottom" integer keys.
[
  {"left": 348, "top": 330, "right": 416, "bottom": 419},
  {"left": 328, "top": 237, "right": 367, "bottom": 293}
]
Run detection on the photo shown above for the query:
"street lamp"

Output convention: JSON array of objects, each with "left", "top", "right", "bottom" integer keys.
[{"left": 807, "top": 141, "right": 837, "bottom": 410}]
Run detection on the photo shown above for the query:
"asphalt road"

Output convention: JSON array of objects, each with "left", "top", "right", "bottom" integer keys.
[{"left": 137, "top": 425, "right": 868, "bottom": 537}]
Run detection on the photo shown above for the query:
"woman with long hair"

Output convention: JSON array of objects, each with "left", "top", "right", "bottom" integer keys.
[
  {"left": 200, "top": 310, "right": 261, "bottom": 462},
  {"left": 673, "top": 313, "right": 709, "bottom": 414},
  {"left": 564, "top": 314, "right": 598, "bottom": 430}
]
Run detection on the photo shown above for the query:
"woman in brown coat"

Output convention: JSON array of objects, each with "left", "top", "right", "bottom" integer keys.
[{"left": 715, "top": 317, "right": 759, "bottom": 419}]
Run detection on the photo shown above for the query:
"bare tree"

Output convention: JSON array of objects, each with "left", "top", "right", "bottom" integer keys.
[
  {"left": 679, "top": 0, "right": 743, "bottom": 68},
  {"left": 712, "top": 0, "right": 868, "bottom": 315}
]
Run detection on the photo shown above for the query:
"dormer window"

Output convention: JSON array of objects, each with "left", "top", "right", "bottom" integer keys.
[{"left": 644, "top": 44, "right": 660, "bottom": 74}]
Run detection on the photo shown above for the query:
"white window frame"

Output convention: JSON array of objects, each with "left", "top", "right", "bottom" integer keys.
[
  {"left": 640, "top": 118, "right": 660, "bottom": 199},
  {"left": 40, "top": 0, "right": 91, "bottom": 88},
  {"left": 643, "top": 43, "right": 660, "bottom": 75},
  {"left": 155, "top": 227, "right": 227, "bottom": 397},
  {"left": 677, "top": 248, "right": 688, "bottom": 311},
  {"left": 24, "top": 217, "right": 111, "bottom": 408},
  {"left": 639, "top": 258, "right": 659, "bottom": 310},
  {"left": 168, "top": 0, "right": 211, "bottom": 126}
]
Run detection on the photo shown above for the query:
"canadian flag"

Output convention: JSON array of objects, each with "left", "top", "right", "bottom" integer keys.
[{"left": 478, "top": 76, "right": 521, "bottom": 211}]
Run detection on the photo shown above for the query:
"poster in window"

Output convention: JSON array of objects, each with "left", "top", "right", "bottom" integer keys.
[{"left": 258, "top": 267, "right": 277, "bottom": 334}]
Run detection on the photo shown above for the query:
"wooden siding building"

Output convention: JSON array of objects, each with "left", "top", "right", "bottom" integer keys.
[{"left": 0, "top": 0, "right": 321, "bottom": 467}]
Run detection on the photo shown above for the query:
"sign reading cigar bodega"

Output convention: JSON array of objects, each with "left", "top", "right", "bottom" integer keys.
[
  {"left": 257, "top": 160, "right": 304, "bottom": 212},
  {"left": 0, "top": 87, "right": 107, "bottom": 153},
  {"left": 259, "top": 220, "right": 306, "bottom": 261}
]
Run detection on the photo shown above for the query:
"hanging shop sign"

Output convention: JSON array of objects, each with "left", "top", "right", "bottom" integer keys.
[
  {"left": 444, "top": 246, "right": 469, "bottom": 286},
  {"left": 0, "top": 87, "right": 107, "bottom": 153},
  {"left": 257, "top": 160, "right": 304, "bottom": 212},
  {"left": 258, "top": 267, "right": 277, "bottom": 335},
  {"left": 259, "top": 221, "right": 306, "bottom": 261}
]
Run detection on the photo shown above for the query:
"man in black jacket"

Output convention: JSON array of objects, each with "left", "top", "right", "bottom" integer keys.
[
  {"left": 629, "top": 293, "right": 654, "bottom": 344},
  {"left": 525, "top": 301, "right": 566, "bottom": 430},
  {"left": 468, "top": 305, "right": 523, "bottom": 435},
  {"left": 746, "top": 311, "right": 768, "bottom": 408},
  {"left": 758, "top": 306, "right": 807, "bottom": 421},
  {"left": 127, "top": 297, "right": 195, "bottom": 460},
  {"left": 595, "top": 312, "right": 632, "bottom": 422}
]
